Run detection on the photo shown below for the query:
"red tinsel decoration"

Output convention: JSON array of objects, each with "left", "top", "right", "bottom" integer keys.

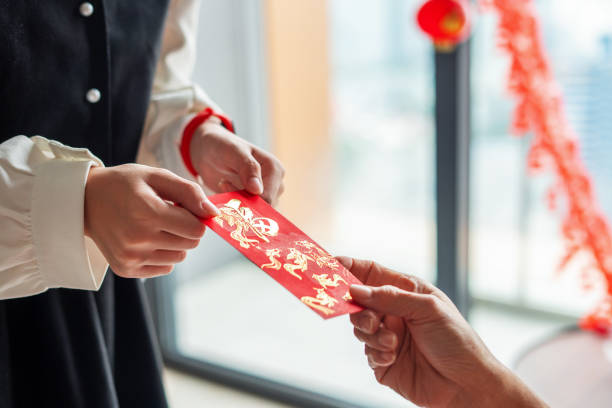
[{"left": 482, "top": 0, "right": 612, "bottom": 334}]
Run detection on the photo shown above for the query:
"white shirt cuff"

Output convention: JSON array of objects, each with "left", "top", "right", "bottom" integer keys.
[{"left": 31, "top": 159, "right": 108, "bottom": 291}]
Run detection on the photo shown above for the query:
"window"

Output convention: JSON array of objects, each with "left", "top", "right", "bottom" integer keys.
[
  {"left": 149, "top": 0, "right": 612, "bottom": 406},
  {"left": 150, "top": 1, "right": 433, "bottom": 407}
]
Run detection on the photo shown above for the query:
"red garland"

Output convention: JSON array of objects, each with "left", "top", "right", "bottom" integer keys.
[{"left": 482, "top": 0, "right": 612, "bottom": 333}]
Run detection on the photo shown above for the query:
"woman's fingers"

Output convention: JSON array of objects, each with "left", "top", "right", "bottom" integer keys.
[
  {"left": 217, "top": 138, "right": 263, "bottom": 195},
  {"left": 218, "top": 179, "right": 241, "bottom": 193},
  {"left": 157, "top": 202, "right": 207, "bottom": 239},
  {"left": 146, "top": 250, "right": 187, "bottom": 265},
  {"left": 134, "top": 265, "right": 174, "bottom": 278},
  {"left": 147, "top": 168, "right": 217, "bottom": 218},
  {"left": 155, "top": 232, "right": 200, "bottom": 250},
  {"left": 252, "top": 148, "right": 285, "bottom": 206}
]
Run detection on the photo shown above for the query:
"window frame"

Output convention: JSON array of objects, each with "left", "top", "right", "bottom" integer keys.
[{"left": 434, "top": 41, "right": 471, "bottom": 315}]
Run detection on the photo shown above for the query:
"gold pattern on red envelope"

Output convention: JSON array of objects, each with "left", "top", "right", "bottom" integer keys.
[
  {"left": 295, "top": 240, "right": 341, "bottom": 270},
  {"left": 261, "top": 248, "right": 282, "bottom": 270},
  {"left": 312, "top": 273, "right": 347, "bottom": 290},
  {"left": 300, "top": 288, "right": 339, "bottom": 316},
  {"left": 213, "top": 198, "right": 279, "bottom": 248},
  {"left": 204, "top": 191, "right": 363, "bottom": 319},
  {"left": 282, "top": 247, "right": 313, "bottom": 280}
]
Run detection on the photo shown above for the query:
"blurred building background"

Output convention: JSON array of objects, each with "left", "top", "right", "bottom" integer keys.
[{"left": 151, "top": 1, "right": 612, "bottom": 407}]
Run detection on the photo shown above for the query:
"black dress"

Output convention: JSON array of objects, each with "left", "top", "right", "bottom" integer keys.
[{"left": 0, "top": 1, "right": 171, "bottom": 406}]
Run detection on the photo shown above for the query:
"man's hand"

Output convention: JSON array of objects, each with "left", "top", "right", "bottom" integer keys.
[
  {"left": 84, "top": 164, "right": 218, "bottom": 278},
  {"left": 190, "top": 121, "right": 285, "bottom": 206},
  {"left": 338, "top": 257, "right": 548, "bottom": 408}
]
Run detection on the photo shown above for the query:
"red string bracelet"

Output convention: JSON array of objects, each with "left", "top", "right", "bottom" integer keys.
[{"left": 179, "top": 107, "right": 235, "bottom": 177}]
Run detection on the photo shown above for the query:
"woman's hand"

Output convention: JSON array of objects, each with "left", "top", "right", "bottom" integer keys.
[
  {"left": 84, "top": 164, "right": 218, "bottom": 278},
  {"left": 190, "top": 121, "right": 285, "bottom": 206},
  {"left": 339, "top": 257, "right": 548, "bottom": 408}
]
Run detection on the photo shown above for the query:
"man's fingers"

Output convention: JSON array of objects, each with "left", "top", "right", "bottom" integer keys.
[
  {"left": 365, "top": 345, "right": 396, "bottom": 368},
  {"left": 350, "top": 309, "right": 383, "bottom": 334},
  {"left": 148, "top": 169, "right": 218, "bottom": 218},
  {"left": 146, "top": 250, "right": 187, "bottom": 265},
  {"left": 337, "top": 257, "right": 427, "bottom": 293},
  {"left": 354, "top": 327, "right": 398, "bottom": 352},
  {"left": 335, "top": 257, "right": 376, "bottom": 283},
  {"left": 158, "top": 203, "right": 207, "bottom": 239},
  {"left": 336, "top": 256, "right": 353, "bottom": 270},
  {"left": 350, "top": 284, "right": 438, "bottom": 321}
]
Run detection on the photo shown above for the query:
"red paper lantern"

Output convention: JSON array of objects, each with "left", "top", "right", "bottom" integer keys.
[{"left": 417, "top": 0, "right": 470, "bottom": 50}]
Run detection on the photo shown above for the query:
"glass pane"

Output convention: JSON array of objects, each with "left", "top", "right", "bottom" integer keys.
[
  {"left": 330, "top": 0, "right": 435, "bottom": 280},
  {"left": 167, "top": 0, "right": 435, "bottom": 406},
  {"left": 470, "top": 0, "right": 612, "bottom": 315}
]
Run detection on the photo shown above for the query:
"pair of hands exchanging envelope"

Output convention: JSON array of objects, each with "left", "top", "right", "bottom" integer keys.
[{"left": 203, "top": 190, "right": 363, "bottom": 318}]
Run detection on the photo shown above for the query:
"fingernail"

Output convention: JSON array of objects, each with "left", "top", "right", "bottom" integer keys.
[
  {"left": 350, "top": 285, "right": 372, "bottom": 300},
  {"left": 379, "top": 332, "right": 397, "bottom": 348},
  {"left": 335, "top": 256, "right": 351, "bottom": 268},
  {"left": 248, "top": 177, "right": 263, "bottom": 195},
  {"left": 379, "top": 352, "right": 395, "bottom": 364},
  {"left": 359, "top": 315, "right": 375, "bottom": 332},
  {"left": 201, "top": 199, "right": 220, "bottom": 217},
  {"left": 218, "top": 180, "right": 232, "bottom": 193}
]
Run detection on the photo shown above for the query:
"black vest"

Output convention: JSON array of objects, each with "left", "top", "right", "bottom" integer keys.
[
  {"left": 0, "top": 1, "right": 170, "bottom": 406},
  {"left": 0, "top": 0, "right": 169, "bottom": 165}
]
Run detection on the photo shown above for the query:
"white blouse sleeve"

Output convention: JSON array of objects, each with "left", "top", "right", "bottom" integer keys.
[
  {"left": 137, "top": 0, "right": 224, "bottom": 182},
  {"left": 0, "top": 136, "right": 108, "bottom": 299}
]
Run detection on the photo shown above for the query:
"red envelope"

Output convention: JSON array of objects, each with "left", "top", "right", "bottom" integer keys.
[{"left": 203, "top": 190, "right": 363, "bottom": 318}]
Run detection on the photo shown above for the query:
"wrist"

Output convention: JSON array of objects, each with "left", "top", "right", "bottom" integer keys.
[
  {"left": 188, "top": 124, "right": 208, "bottom": 174},
  {"left": 454, "top": 360, "right": 547, "bottom": 408},
  {"left": 180, "top": 108, "right": 234, "bottom": 178},
  {"left": 83, "top": 166, "right": 104, "bottom": 238}
]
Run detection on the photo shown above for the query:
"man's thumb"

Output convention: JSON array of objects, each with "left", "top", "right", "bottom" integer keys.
[{"left": 349, "top": 284, "right": 435, "bottom": 321}]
